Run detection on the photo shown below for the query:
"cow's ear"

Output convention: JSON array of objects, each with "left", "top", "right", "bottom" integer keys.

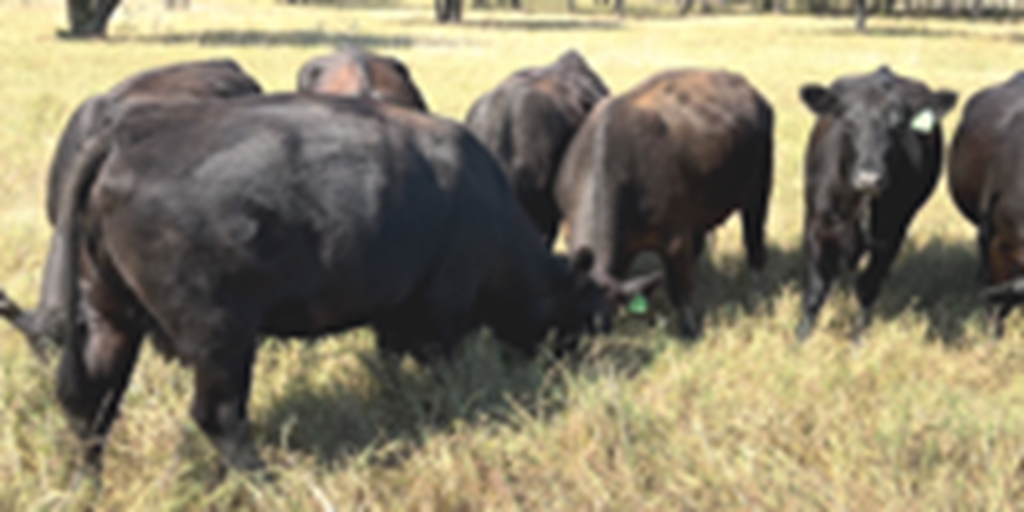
[
  {"left": 800, "top": 85, "right": 837, "bottom": 115},
  {"left": 387, "top": 58, "right": 411, "bottom": 79},
  {"left": 930, "top": 89, "right": 958, "bottom": 118}
]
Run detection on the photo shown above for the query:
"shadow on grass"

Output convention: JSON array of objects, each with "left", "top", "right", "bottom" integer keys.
[
  {"left": 394, "top": 14, "right": 621, "bottom": 31},
  {"left": 817, "top": 25, "right": 970, "bottom": 39},
  {"left": 256, "top": 331, "right": 661, "bottom": 468},
  {"left": 873, "top": 236, "right": 983, "bottom": 345},
  {"left": 254, "top": 238, "right": 983, "bottom": 467},
  {"left": 449, "top": 18, "right": 622, "bottom": 30},
  {"left": 625, "top": 234, "right": 985, "bottom": 346},
  {"left": 121, "top": 30, "right": 469, "bottom": 48},
  {"left": 621, "top": 242, "right": 804, "bottom": 340},
  {"left": 805, "top": 16, "right": 1024, "bottom": 41}
]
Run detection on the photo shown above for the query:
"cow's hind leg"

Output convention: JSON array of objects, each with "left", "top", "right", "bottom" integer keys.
[
  {"left": 190, "top": 339, "right": 264, "bottom": 474},
  {"left": 56, "top": 296, "right": 145, "bottom": 485},
  {"left": 740, "top": 167, "right": 770, "bottom": 273}
]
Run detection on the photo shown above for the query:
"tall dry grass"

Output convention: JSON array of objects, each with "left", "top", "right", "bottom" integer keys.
[{"left": 1, "top": 1, "right": 1024, "bottom": 509}]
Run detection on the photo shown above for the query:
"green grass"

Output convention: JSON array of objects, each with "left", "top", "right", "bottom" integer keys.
[{"left": 3, "top": 1, "right": 1024, "bottom": 509}]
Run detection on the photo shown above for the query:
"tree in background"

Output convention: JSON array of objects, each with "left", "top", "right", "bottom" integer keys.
[
  {"left": 435, "top": 0, "right": 463, "bottom": 21},
  {"left": 62, "top": 0, "right": 121, "bottom": 37},
  {"left": 855, "top": 0, "right": 867, "bottom": 30}
]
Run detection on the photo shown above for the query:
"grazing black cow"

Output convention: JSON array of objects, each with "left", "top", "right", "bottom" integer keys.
[
  {"left": 465, "top": 50, "right": 609, "bottom": 245},
  {"left": 556, "top": 69, "right": 774, "bottom": 339},
  {"left": 948, "top": 72, "right": 1024, "bottom": 336},
  {"left": 296, "top": 46, "right": 429, "bottom": 111},
  {"left": 0, "top": 94, "right": 610, "bottom": 480},
  {"left": 0, "top": 59, "right": 262, "bottom": 360},
  {"left": 796, "top": 66, "right": 957, "bottom": 342}
]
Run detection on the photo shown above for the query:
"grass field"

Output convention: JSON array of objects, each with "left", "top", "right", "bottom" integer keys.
[{"left": 2, "top": 0, "right": 1024, "bottom": 509}]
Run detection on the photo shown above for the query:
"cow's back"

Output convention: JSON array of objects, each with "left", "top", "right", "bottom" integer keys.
[
  {"left": 575, "top": 69, "right": 772, "bottom": 230},
  {"left": 46, "top": 59, "right": 261, "bottom": 224},
  {"left": 91, "top": 95, "right": 536, "bottom": 356}
]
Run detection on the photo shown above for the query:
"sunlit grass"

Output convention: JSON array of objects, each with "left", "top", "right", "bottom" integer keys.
[{"left": 2, "top": 0, "right": 1024, "bottom": 508}]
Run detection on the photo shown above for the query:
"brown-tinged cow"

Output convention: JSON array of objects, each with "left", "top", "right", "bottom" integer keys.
[
  {"left": 465, "top": 50, "right": 609, "bottom": 245},
  {"left": 297, "top": 45, "right": 429, "bottom": 111},
  {"left": 796, "top": 66, "right": 957, "bottom": 342},
  {"left": 556, "top": 69, "right": 774, "bottom": 339},
  {"left": 949, "top": 73, "right": 1024, "bottom": 336}
]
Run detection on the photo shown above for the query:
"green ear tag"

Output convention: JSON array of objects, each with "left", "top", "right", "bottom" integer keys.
[
  {"left": 910, "top": 109, "right": 937, "bottom": 134},
  {"left": 627, "top": 294, "right": 649, "bottom": 315}
]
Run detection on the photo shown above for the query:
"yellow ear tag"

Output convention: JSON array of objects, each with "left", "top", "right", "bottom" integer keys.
[
  {"left": 910, "top": 109, "right": 937, "bottom": 134},
  {"left": 627, "top": 294, "right": 649, "bottom": 315}
]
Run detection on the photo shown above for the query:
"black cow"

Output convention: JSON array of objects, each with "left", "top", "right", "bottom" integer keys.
[
  {"left": 465, "top": 50, "right": 609, "bottom": 245},
  {"left": 796, "top": 66, "right": 957, "bottom": 341},
  {"left": 0, "top": 94, "right": 610, "bottom": 479},
  {"left": 948, "top": 73, "right": 1024, "bottom": 336},
  {"left": 556, "top": 69, "right": 774, "bottom": 339},
  {"left": 297, "top": 46, "right": 429, "bottom": 111},
  {"left": 0, "top": 59, "right": 262, "bottom": 360}
]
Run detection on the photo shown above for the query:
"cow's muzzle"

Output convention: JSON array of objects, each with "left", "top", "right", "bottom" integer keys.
[{"left": 851, "top": 168, "right": 886, "bottom": 196}]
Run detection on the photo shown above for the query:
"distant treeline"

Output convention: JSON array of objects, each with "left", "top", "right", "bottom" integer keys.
[
  {"left": 303, "top": 0, "right": 1023, "bottom": 18},
  {"left": 769, "top": 0, "right": 1020, "bottom": 16}
]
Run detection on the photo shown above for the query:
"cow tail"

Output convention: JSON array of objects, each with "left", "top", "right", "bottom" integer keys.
[
  {"left": 54, "top": 127, "right": 113, "bottom": 354},
  {"left": 574, "top": 100, "right": 616, "bottom": 288}
]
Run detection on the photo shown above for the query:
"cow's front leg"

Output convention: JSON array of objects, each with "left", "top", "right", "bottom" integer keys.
[
  {"left": 854, "top": 225, "right": 908, "bottom": 343},
  {"left": 797, "top": 231, "right": 841, "bottom": 342}
]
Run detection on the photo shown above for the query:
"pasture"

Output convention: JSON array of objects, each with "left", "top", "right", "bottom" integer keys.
[{"left": 2, "top": 0, "right": 1024, "bottom": 508}]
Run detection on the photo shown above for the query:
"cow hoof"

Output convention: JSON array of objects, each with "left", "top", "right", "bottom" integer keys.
[
  {"left": 795, "top": 318, "right": 814, "bottom": 342},
  {"left": 851, "top": 311, "right": 872, "bottom": 344},
  {"left": 676, "top": 313, "right": 703, "bottom": 341},
  {"left": 849, "top": 332, "right": 864, "bottom": 346},
  {"left": 68, "top": 463, "right": 103, "bottom": 498},
  {"left": 988, "top": 319, "right": 1006, "bottom": 341}
]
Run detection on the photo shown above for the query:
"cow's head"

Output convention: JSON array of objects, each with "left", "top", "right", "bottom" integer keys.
[
  {"left": 297, "top": 46, "right": 429, "bottom": 112},
  {"left": 564, "top": 248, "right": 664, "bottom": 335},
  {"left": 800, "top": 67, "right": 957, "bottom": 196},
  {"left": 544, "top": 249, "right": 615, "bottom": 354}
]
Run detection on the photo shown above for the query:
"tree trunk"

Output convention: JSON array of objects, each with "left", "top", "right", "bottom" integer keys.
[
  {"left": 63, "top": 0, "right": 121, "bottom": 38},
  {"left": 434, "top": 0, "right": 462, "bottom": 22},
  {"left": 855, "top": 0, "right": 867, "bottom": 30}
]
